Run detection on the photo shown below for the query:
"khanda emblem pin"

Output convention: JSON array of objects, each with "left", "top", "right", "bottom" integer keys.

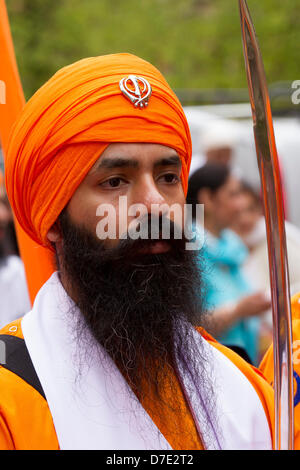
[{"left": 119, "top": 75, "right": 152, "bottom": 108}]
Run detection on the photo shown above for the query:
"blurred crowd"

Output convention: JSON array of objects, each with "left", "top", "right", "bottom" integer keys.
[
  {"left": 1, "top": 122, "right": 300, "bottom": 366},
  {"left": 0, "top": 163, "right": 31, "bottom": 329},
  {"left": 188, "top": 123, "right": 300, "bottom": 365}
]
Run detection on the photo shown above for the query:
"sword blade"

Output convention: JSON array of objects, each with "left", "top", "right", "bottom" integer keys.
[{"left": 239, "top": 0, "right": 294, "bottom": 450}]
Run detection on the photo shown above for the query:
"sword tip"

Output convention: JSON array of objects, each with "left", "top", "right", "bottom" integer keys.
[
  {"left": 239, "top": 0, "right": 248, "bottom": 20},
  {"left": 239, "top": 0, "right": 247, "bottom": 10}
]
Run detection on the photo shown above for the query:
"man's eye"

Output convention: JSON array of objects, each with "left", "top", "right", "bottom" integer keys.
[
  {"left": 101, "top": 177, "right": 126, "bottom": 188},
  {"left": 159, "top": 173, "right": 180, "bottom": 184}
]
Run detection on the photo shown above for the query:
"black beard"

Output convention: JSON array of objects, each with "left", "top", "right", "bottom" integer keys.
[{"left": 57, "top": 209, "right": 214, "bottom": 440}]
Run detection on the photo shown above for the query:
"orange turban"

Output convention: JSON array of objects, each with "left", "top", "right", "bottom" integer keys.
[{"left": 5, "top": 53, "right": 192, "bottom": 247}]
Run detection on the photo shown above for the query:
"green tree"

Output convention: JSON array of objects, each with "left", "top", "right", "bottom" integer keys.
[{"left": 6, "top": 0, "right": 300, "bottom": 100}]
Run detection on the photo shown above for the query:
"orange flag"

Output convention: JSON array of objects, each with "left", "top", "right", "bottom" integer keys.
[{"left": 0, "top": 0, "right": 54, "bottom": 303}]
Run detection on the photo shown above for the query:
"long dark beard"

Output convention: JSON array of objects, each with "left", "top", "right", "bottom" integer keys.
[{"left": 57, "top": 210, "right": 215, "bottom": 444}]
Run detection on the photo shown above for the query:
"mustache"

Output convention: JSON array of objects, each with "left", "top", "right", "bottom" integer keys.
[
  {"left": 98, "top": 214, "right": 187, "bottom": 261},
  {"left": 59, "top": 212, "right": 189, "bottom": 269}
]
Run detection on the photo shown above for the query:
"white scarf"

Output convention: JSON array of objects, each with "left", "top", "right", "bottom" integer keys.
[{"left": 22, "top": 273, "right": 272, "bottom": 450}]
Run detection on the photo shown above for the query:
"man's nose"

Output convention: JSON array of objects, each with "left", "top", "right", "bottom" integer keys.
[{"left": 131, "top": 176, "right": 167, "bottom": 217}]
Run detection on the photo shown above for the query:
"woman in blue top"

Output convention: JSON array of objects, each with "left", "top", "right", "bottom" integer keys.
[{"left": 187, "top": 163, "right": 270, "bottom": 364}]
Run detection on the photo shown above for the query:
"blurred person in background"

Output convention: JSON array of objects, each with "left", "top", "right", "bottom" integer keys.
[
  {"left": 187, "top": 163, "right": 271, "bottom": 364},
  {"left": 230, "top": 181, "right": 263, "bottom": 249},
  {"left": 231, "top": 181, "right": 300, "bottom": 358},
  {"left": 202, "top": 127, "right": 234, "bottom": 167},
  {"left": 0, "top": 53, "right": 277, "bottom": 450},
  {"left": 189, "top": 120, "right": 238, "bottom": 175},
  {"left": 0, "top": 170, "right": 31, "bottom": 328}
]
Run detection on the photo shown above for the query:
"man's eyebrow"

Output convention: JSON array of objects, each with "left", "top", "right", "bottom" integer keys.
[
  {"left": 93, "top": 154, "right": 181, "bottom": 172},
  {"left": 96, "top": 157, "right": 139, "bottom": 170},
  {"left": 153, "top": 155, "right": 182, "bottom": 168}
]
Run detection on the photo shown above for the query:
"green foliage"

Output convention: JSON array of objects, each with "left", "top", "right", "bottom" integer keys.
[{"left": 6, "top": 0, "right": 300, "bottom": 100}]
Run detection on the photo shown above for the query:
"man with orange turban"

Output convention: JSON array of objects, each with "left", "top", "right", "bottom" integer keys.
[{"left": 0, "top": 53, "right": 279, "bottom": 450}]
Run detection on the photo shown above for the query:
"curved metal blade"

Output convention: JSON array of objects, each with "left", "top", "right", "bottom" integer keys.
[{"left": 239, "top": 0, "right": 294, "bottom": 450}]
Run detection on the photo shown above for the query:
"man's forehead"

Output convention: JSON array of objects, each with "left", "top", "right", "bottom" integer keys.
[{"left": 89, "top": 142, "right": 181, "bottom": 174}]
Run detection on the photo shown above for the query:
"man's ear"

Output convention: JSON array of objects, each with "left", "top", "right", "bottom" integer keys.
[{"left": 47, "top": 221, "right": 62, "bottom": 243}]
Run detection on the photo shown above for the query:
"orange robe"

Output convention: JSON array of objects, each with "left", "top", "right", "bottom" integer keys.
[{"left": 0, "top": 319, "right": 275, "bottom": 450}]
